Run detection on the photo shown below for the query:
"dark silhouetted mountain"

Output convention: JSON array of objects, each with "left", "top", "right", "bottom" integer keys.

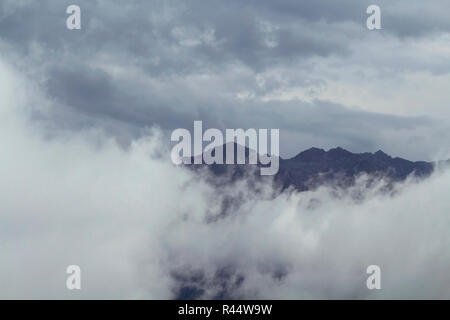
[
  {"left": 277, "top": 147, "right": 434, "bottom": 191},
  {"left": 186, "top": 144, "right": 437, "bottom": 192},
  {"left": 176, "top": 145, "right": 441, "bottom": 299}
]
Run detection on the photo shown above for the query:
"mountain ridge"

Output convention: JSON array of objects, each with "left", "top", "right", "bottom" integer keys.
[{"left": 186, "top": 143, "right": 443, "bottom": 192}]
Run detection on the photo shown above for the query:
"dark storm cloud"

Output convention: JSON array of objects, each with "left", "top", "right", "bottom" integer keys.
[
  {"left": 1, "top": 0, "right": 449, "bottom": 159},
  {"left": 0, "top": 0, "right": 378, "bottom": 73},
  {"left": 1, "top": 0, "right": 448, "bottom": 69},
  {"left": 2, "top": 0, "right": 450, "bottom": 300},
  {"left": 43, "top": 57, "right": 439, "bottom": 159}
]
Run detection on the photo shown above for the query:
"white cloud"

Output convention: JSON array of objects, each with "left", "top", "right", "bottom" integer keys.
[{"left": 1, "top": 58, "right": 450, "bottom": 299}]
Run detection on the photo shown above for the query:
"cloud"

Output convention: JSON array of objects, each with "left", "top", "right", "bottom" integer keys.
[
  {"left": 1, "top": 0, "right": 450, "bottom": 161},
  {"left": 1, "top": 57, "right": 450, "bottom": 299},
  {"left": 1, "top": 0, "right": 450, "bottom": 299}
]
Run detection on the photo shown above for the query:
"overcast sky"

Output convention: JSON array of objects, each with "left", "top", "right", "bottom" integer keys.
[
  {"left": 2, "top": 0, "right": 450, "bottom": 300},
  {"left": 1, "top": 0, "right": 450, "bottom": 160}
]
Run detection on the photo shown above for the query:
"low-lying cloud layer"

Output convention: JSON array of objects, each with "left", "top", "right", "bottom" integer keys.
[{"left": 1, "top": 60, "right": 450, "bottom": 299}]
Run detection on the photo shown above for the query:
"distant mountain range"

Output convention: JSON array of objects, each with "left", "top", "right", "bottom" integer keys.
[
  {"left": 187, "top": 144, "right": 443, "bottom": 192},
  {"left": 176, "top": 145, "right": 446, "bottom": 299},
  {"left": 277, "top": 147, "right": 435, "bottom": 191}
]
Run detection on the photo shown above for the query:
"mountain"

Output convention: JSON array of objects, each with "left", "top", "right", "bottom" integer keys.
[
  {"left": 176, "top": 145, "right": 441, "bottom": 299},
  {"left": 186, "top": 144, "right": 437, "bottom": 192},
  {"left": 277, "top": 147, "right": 434, "bottom": 191}
]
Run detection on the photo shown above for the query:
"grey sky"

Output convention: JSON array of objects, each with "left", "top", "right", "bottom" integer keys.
[
  {"left": 1, "top": 0, "right": 449, "bottom": 159},
  {"left": 2, "top": 0, "right": 450, "bottom": 300}
]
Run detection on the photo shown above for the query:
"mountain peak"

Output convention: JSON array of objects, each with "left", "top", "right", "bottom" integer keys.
[
  {"left": 294, "top": 147, "right": 326, "bottom": 161},
  {"left": 374, "top": 150, "right": 391, "bottom": 159},
  {"left": 188, "top": 144, "right": 437, "bottom": 192},
  {"left": 327, "top": 146, "right": 353, "bottom": 159}
]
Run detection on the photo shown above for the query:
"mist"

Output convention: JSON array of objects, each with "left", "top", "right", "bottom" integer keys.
[{"left": 1, "top": 59, "right": 450, "bottom": 299}]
